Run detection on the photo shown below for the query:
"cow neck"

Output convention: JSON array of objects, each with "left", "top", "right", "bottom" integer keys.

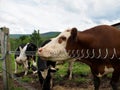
[{"left": 77, "top": 31, "right": 95, "bottom": 47}]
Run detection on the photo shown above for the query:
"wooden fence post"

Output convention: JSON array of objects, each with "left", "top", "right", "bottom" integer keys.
[{"left": 0, "top": 27, "right": 13, "bottom": 90}]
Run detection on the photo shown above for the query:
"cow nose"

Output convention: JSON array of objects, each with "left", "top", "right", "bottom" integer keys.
[{"left": 38, "top": 48, "right": 43, "bottom": 53}]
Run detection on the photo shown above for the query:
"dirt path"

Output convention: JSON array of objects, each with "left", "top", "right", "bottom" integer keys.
[
  {"left": 0, "top": 77, "right": 113, "bottom": 90},
  {"left": 0, "top": 73, "right": 119, "bottom": 90}
]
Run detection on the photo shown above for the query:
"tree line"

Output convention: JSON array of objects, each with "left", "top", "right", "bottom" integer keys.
[{"left": 10, "top": 30, "right": 43, "bottom": 51}]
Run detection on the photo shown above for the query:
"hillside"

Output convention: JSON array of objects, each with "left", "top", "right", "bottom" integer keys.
[
  {"left": 41, "top": 32, "right": 60, "bottom": 39},
  {"left": 10, "top": 34, "right": 30, "bottom": 38},
  {"left": 10, "top": 32, "right": 60, "bottom": 39}
]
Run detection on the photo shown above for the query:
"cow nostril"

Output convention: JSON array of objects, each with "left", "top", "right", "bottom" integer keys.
[{"left": 38, "top": 48, "right": 42, "bottom": 52}]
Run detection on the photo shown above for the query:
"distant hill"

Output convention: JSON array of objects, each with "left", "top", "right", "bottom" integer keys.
[
  {"left": 10, "top": 32, "right": 60, "bottom": 39},
  {"left": 41, "top": 32, "right": 60, "bottom": 39},
  {"left": 10, "top": 34, "right": 30, "bottom": 38}
]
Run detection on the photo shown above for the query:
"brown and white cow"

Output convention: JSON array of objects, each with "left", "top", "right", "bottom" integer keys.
[{"left": 38, "top": 25, "right": 120, "bottom": 90}]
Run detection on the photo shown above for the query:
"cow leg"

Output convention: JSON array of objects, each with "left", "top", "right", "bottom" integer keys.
[
  {"left": 23, "top": 60, "right": 29, "bottom": 75},
  {"left": 38, "top": 71, "right": 44, "bottom": 85},
  {"left": 28, "top": 61, "right": 31, "bottom": 69},
  {"left": 14, "top": 62, "right": 18, "bottom": 74},
  {"left": 93, "top": 74, "right": 100, "bottom": 90},
  {"left": 50, "top": 73, "right": 54, "bottom": 89},
  {"left": 42, "top": 67, "right": 57, "bottom": 90},
  {"left": 110, "top": 71, "right": 120, "bottom": 90},
  {"left": 67, "top": 61, "right": 74, "bottom": 80},
  {"left": 42, "top": 70, "right": 52, "bottom": 90}
]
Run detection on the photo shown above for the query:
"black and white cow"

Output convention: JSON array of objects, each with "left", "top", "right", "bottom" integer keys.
[
  {"left": 15, "top": 43, "right": 37, "bottom": 75},
  {"left": 37, "top": 40, "right": 57, "bottom": 90},
  {"left": 37, "top": 56, "right": 56, "bottom": 90},
  {"left": 37, "top": 39, "right": 75, "bottom": 90}
]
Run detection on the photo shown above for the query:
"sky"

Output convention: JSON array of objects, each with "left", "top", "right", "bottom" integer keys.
[{"left": 0, "top": 0, "right": 120, "bottom": 34}]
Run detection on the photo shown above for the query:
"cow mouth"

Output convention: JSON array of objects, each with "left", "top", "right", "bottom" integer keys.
[
  {"left": 39, "top": 55, "right": 72, "bottom": 61},
  {"left": 39, "top": 56, "right": 52, "bottom": 60}
]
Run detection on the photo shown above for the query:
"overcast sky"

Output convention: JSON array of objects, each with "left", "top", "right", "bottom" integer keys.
[{"left": 0, "top": 0, "right": 120, "bottom": 34}]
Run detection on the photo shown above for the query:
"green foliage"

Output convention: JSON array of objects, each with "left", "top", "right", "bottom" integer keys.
[
  {"left": 10, "top": 35, "right": 30, "bottom": 51},
  {"left": 30, "top": 30, "right": 42, "bottom": 47},
  {"left": 10, "top": 31, "right": 60, "bottom": 50},
  {"left": 10, "top": 34, "right": 30, "bottom": 39},
  {"left": 10, "top": 38, "right": 20, "bottom": 50},
  {"left": 10, "top": 30, "right": 42, "bottom": 50},
  {"left": 19, "top": 35, "right": 30, "bottom": 44}
]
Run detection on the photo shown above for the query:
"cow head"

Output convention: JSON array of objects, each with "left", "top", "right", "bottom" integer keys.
[
  {"left": 15, "top": 43, "right": 37, "bottom": 75},
  {"left": 16, "top": 43, "right": 28, "bottom": 62},
  {"left": 38, "top": 28, "right": 78, "bottom": 61}
]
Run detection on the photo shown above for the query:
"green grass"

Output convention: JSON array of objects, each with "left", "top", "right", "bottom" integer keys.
[
  {"left": 11, "top": 87, "right": 27, "bottom": 90},
  {"left": 54, "top": 62, "right": 91, "bottom": 83},
  {"left": 72, "top": 62, "right": 90, "bottom": 75},
  {"left": 72, "top": 77, "right": 89, "bottom": 83},
  {"left": 21, "top": 76, "right": 33, "bottom": 82},
  {"left": 55, "top": 62, "right": 90, "bottom": 76},
  {"left": 0, "top": 54, "right": 17, "bottom": 72}
]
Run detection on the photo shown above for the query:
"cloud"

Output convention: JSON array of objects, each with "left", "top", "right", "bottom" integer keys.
[
  {"left": 88, "top": 0, "right": 120, "bottom": 21},
  {"left": 0, "top": 0, "right": 120, "bottom": 34}
]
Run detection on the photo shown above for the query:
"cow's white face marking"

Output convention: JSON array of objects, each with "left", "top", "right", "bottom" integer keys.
[
  {"left": 16, "top": 43, "right": 29, "bottom": 63},
  {"left": 97, "top": 66, "right": 114, "bottom": 77},
  {"left": 38, "top": 29, "right": 72, "bottom": 61}
]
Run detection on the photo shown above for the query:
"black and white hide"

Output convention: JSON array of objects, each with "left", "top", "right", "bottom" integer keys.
[
  {"left": 37, "top": 56, "right": 56, "bottom": 90},
  {"left": 37, "top": 39, "right": 57, "bottom": 90},
  {"left": 37, "top": 39, "right": 75, "bottom": 90},
  {"left": 14, "top": 43, "right": 37, "bottom": 75}
]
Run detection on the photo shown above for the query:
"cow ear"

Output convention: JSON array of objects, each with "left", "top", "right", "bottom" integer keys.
[
  {"left": 19, "top": 46, "right": 22, "bottom": 51},
  {"left": 71, "top": 27, "right": 77, "bottom": 39}
]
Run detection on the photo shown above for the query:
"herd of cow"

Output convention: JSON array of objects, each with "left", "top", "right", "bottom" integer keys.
[
  {"left": 14, "top": 39, "right": 74, "bottom": 90},
  {"left": 14, "top": 25, "right": 120, "bottom": 90}
]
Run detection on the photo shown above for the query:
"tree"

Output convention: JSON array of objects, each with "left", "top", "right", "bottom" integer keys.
[
  {"left": 19, "top": 35, "right": 28, "bottom": 41},
  {"left": 30, "top": 30, "right": 42, "bottom": 47},
  {"left": 19, "top": 35, "right": 30, "bottom": 44}
]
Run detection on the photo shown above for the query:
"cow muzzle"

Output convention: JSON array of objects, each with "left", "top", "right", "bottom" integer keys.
[{"left": 38, "top": 48, "right": 52, "bottom": 59}]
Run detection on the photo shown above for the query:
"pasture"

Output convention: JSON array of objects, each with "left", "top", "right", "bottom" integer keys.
[
  {"left": 0, "top": 54, "right": 117, "bottom": 90},
  {"left": 1, "top": 25, "right": 120, "bottom": 90}
]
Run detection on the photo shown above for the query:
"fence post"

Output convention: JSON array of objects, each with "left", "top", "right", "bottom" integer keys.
[{"left": 1, "top": 27, "right": 13, "bottom": 90}]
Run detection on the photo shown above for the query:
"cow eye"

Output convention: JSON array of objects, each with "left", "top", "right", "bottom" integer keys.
[
  {"left": 58, "top": 36, "right": 66, "bottom": 44},
  {"left": 60, "top": 36, "right": 66, "bottom": 41}
]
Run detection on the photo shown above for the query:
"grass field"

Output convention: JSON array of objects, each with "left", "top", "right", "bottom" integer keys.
[
  {"left": 0, "top": 54, "right": 91, "bottom": 90},
  {"left": 54, "top": 61, "right": 90, "bottom": 82}
]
